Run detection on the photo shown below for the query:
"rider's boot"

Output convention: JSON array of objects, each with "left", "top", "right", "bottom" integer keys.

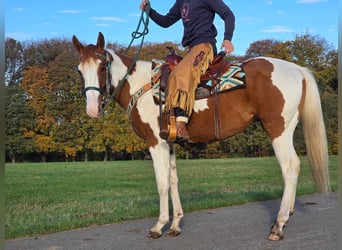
[{"left": 176, "top": 116, "right": 189, "bottom": 142}]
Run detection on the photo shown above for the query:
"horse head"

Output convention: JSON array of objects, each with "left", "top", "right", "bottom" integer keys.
[{"left": 72, "top": 32, "right": 113, "bottom": 118}]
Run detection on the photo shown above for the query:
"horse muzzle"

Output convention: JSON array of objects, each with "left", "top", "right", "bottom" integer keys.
[
  {"left": 86, "top": 102, "right": 101, "bottom": 118},
  {"left": 85, "top": 94, "right": 103, "bottom": 118},
  {"left": 84, "top": 86, "right": 106, "bottom": 118}
]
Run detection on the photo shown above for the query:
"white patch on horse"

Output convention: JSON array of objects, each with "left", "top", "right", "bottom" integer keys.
[
  {"left": 108, "top": 50, "right": 129, "bottom": 88},
  {"left": 193, "top": 99, "right": 209, "bottom": 113},
  {"left": 128, "top": 61, "right": 152, "bottom": 95}
]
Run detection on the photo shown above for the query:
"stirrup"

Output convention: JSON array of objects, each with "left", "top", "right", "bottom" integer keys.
[
  {"left": 159, "top": 114, "right": 177, "bottom": 142},
  {"left": 168, "top": 114, "right": 177, "bottom": 141}
]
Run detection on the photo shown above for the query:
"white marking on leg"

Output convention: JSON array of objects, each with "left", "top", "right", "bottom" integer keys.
[
  {"left": 169, "top": 148, "right": 183, "bottom": 234},
  {"left": 149, "top": 143, "right": 171, "bottom": 236}
]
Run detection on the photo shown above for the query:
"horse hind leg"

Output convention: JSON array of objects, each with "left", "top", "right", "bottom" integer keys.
[
  {"left": 166, "top": 148, "right": 184, "bottom": 237},
  {"left": 268, "top": 130, "right": 300, "bottom": 241}
]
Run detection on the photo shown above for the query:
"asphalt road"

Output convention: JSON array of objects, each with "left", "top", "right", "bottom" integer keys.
[{"left": 6, "top": 193, "right": 337, "bottom": 250}]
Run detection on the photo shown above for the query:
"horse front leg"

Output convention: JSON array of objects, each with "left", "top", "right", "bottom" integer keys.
[
  {"left": 148, "top": 143, "right": 171, "bottom": 239},
  {"left": 166, "top": 147, "right": 184, "bottom": 237}
]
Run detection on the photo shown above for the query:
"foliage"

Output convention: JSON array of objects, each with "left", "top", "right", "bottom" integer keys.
[
  {"left": 5, "top": 38, "right": 25, "bottom": 86},
  {"left": 5, "top": 84, "right": 36, "bottom": 163},
  {"left": 4, "top": 33, "right": 338, "bottom": 162}
]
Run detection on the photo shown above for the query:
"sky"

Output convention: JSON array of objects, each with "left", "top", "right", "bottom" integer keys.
[{"left": 5, "top": 0, "right": 338, "bottom": 56}]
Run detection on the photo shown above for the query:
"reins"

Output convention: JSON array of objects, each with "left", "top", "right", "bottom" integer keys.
[{"left": 107, "top": 3, "right": 151, "bottom": 101}]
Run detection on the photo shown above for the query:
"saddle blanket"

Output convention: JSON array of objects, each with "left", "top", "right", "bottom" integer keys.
[{"left": 151, "top": 59, "right": 245, "bottom": 101}]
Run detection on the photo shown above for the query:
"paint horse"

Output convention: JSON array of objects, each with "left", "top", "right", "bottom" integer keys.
[{"left": 72, "top": 32, "right": 329, "bottom": 241}]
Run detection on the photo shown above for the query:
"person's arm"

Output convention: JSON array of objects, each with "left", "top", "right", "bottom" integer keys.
[
  {"left": 149, "top": 8, "right": 180, "bottom": 28},
  {"left": 207, "top": 0, "right": 235, "bottom": 53},
  {"left": 139, "top": 0, "right": 181, "bottom": 28},
  {"left": 210, "top": 0, "right": 235, "bottom": 41}
]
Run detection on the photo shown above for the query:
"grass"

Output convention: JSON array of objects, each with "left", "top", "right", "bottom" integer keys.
[{"left": 5, "top": 156, "right": 338, "bottom": 239}]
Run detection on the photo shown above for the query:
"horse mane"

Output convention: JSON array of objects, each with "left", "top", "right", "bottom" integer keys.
[{"left": 109, "top": 49, "right": 137, "bottom": 74}]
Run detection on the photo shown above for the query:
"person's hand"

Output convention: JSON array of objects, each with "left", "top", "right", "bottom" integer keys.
[
  {"left": 221, "top": 40, "right": 234, "bottom": 54},
  {"left": 139, "top": 0, "right": 149, "bottom": 10}
]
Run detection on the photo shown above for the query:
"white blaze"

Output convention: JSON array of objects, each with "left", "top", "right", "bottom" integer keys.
[
  {"left": 79, "top": 59, "right": 102, "bottom": 118},
  {"left": 86, "top": 91, "right": 100, "bottom": 118}
]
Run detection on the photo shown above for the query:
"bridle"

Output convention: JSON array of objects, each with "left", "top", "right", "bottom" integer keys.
[{"left": 82, "top": 50, "right": 113, "bottom": 107}]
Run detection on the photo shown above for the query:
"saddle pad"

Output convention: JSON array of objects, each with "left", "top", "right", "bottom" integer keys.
[
  {"left": 216, "top": 62, "right": 245, "bottom": 93},
  {"left": 151, "top": 59, "right": 166, "bottom": 100},
  {"left": 151, "top": 59, "right": 245, "bottom": 101}
]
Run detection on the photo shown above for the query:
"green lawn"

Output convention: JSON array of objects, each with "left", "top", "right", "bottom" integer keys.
[{"left": 5, "top": 156, "right": 338, "bottom": 239}]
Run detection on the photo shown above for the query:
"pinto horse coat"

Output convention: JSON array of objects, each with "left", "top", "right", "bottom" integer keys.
[{"left": 72, "top": 32, "right": 329, "bottom": 241}]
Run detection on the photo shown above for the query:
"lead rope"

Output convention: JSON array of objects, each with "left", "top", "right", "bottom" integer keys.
[{"left": 108, "top": 3, "right": 151, "bottom": 100}]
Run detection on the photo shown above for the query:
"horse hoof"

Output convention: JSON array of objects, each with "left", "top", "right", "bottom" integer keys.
[
  {"left": 147, "top": 231, "right": 162, "bottom": 239},
  {"left": 165, "top": 229, "right": 181, "bottom": 237},
  {"left": 159, "top": 130, "right": 169, "bottom": 140},
  {"left": 268, "top": 232, "right": 283, "bottom": 241}
]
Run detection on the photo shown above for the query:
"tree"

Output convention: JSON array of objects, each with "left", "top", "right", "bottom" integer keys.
[
  {"left": 245, "top": 39, "right": 282, "bottom": 58},
  {"left": 5, "top": 38, "right": 25, "bottom": 86},
  {"left": 21, "top": 66, "right": 55, "bottom": 161},
  {"left": 94, "top": 101, "right": 146, "bottom": 161},
  {"left": 5, "top": 38, "right": 37, "bottom": 163},
  {"left": 47, "top": 47, "right": 83, "bottom": 161},
  {"left": 315, "top": 50, "right": 338, "bottom": 93},
  {"left": 5, "top": 84, "right": 36, "bottom": 163},
  {"left": 289, "top": 33, "right": 332, "bottom": 71}
]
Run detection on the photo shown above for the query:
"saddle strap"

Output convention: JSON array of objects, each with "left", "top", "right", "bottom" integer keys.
[
  {"left": 126, "top": 82, "right": 152, "bottom": 118},
  {"left": 213, "top": 91, "right": 222, "bottom": 140}
]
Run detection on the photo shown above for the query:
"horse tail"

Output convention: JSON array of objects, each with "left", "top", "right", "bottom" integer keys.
[{"left": 300, "top": 67, "right": 330, "bottom": 193}]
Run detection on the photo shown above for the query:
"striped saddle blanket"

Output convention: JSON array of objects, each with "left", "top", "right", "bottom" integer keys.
[{"left": 151, "top": 59, "right": 246, "bottom": 102}]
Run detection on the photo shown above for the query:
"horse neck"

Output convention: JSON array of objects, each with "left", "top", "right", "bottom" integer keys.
[{"left": 108, "top": 49, "right": 152, "bottom": 110}]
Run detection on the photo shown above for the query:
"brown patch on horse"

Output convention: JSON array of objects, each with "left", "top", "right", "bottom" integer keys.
[
  {"left": 188, "top": 88, "right": 255, "bottom": 142},
  {"left": 242, "top": 58, "right": 286, "bottom": 141},
  {"left": 188, "top": 58, "right": 288, "bottom": 142},
  {"left": 113, "top": 79, "right": 132, "bottom": 109},
  {"left": 78, "top": 45, "right": 104, "bottom": 62},
  {"left": 129, "top": 109, "right": 158, "bottom": 148}
]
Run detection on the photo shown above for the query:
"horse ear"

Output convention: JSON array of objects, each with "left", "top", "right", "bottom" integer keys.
[
  {"left": 97, "top": 32, "right": 105, "bottom": 49},
  {"left": 72, "top": 35, "right": 84, "bottom": 53}
]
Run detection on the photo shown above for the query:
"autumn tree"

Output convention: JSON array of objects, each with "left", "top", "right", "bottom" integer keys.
[
  {"left": 245, "top": 39, "right": 282, "bottom": 58},
  {"left": 47, "top": 46, "right": 83, "bottom": 161},
  {"left": 21, "top": 66, "right": 55, "bottom": 162}
]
